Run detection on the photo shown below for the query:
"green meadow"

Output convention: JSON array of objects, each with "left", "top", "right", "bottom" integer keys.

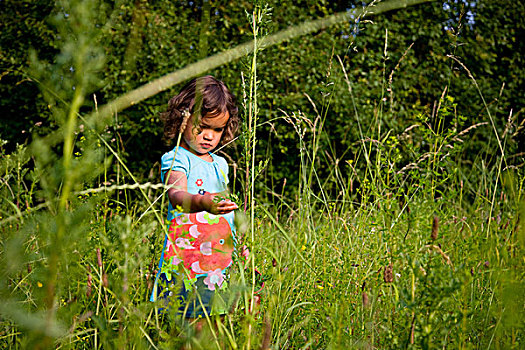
[{"left": 1, "top": 0, "right": 523, "bottom": 348}]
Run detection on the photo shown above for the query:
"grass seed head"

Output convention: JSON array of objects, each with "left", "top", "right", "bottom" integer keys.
[
  {"left": 431, "top": 215, "right": 439, "bottom": 241},
  {"left": 383, "top": 264, "right": 393, "bottom": 283},
  {"left": 96, "top": 248, "right": 103, "bottom": 268},
  {"left": 261, "top": 316, "right": 272, "bottom": 350},
  {"left": 87, "top": 274, "right": 92, "bottom": 297},
  {"left": 179, "top": 109, "right": 191, "bottom": 134},
  {"left": 362, "top": 291, "right": 369, "bottom": 308}
]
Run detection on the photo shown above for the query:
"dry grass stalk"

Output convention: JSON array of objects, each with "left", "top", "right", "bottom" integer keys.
[
  {"left": 68, "top": 311, "right": 93, "bottom": 334},
  {"left": 447, "top": 54, "right": 505, "bottom": 157},
  {"left": 397, "top": 152, "right": 436, "bottom": 174},
  {"left": 398, "top": 124, "right": 419, "bottom": 141},
  {"left": 388, "top": 42, "right": 414, "bottom": 87},
  {"left": 426, "top": 244, "right": 453, "bottom": 266},
  {"left": 451, "top": 122, "right": 488, "bottom": 142},
  {"left": 434, "top": 86, "right": 448, "bottom": 122}
]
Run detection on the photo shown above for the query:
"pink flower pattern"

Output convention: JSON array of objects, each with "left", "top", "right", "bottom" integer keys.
[
  {"left": 203, "top": 269, "right": 226, "bottom": 291},
  {"left": 164, "top": 213, "right": 233, "bottom": 291}
]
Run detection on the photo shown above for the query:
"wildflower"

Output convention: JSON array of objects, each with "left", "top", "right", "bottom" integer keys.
[
  {"left": 317, "top": 285, "right": 324, "bottom": 290},
  {"left": 37, "top": 282, "right": 43, "bottom": 288},
  {"left": 241, "top": 245, "right": 250, "bottom": 259},
  {"left": 301, "top": 245, "right": 306, "bottom": 251}
]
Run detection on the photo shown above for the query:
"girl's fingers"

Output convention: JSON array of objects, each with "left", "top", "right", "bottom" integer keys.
[
  {"left": 217, "top": 202, "right": 238, "bottom": 213},
  {"left": 218, "top": 200, "right": 238, "bottom": 208}
]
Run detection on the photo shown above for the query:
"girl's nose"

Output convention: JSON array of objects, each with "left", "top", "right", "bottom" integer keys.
[{"left": 202, "top": 129, "right": 213, "bottom": 140}]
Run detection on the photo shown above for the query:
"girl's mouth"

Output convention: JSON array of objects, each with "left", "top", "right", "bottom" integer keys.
[{"left": 201, "top": 143, "right": 212, "bottom": 149}]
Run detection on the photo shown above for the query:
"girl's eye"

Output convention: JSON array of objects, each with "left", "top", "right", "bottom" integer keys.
[
  {"left": 219, "top": 239, "right": 225, "bottom": 245},
  {"left": 215, "top": 127, "right": 224, "bottom": 132}
]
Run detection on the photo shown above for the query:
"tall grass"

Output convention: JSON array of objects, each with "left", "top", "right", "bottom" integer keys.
[{"left": 1, "top": 0, "right": 524, "bottom": 349}]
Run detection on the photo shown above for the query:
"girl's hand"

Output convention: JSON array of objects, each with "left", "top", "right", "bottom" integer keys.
[
  {"left": 212, "top": 198, "right": 239, "bottom": 215},
  {"left": 167, "top": 171, "right": 238, "bottom": 214},
  {"left": 201, "top": 193, "right": 238, "bottom": 214}
]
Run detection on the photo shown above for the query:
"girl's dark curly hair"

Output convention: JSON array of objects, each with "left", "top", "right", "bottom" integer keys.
[{"left": 161, "top": 75, "right": 239, "bottom": 147}]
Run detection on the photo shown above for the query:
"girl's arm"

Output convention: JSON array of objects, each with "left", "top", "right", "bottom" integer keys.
[{"left": 166, "top": 171, "right": 238, "bottom": 215}]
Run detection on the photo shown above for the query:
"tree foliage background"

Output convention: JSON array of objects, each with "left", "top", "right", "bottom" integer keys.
[{"left": 1, "top": 0, "right": 523, "bottom": 194}]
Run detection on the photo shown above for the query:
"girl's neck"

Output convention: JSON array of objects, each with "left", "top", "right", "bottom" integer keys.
[{"left": 179, "top": 142, "right": 214, "bottom": 162}]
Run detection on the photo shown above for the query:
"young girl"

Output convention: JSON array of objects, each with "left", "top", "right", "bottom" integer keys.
[{"left": 150, "top": 75, "right": 240, "bottom": 319}]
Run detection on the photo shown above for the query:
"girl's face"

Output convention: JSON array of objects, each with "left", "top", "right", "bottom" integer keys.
[{"left": 181, "top": 111, "right": 229, "bottom": 159}]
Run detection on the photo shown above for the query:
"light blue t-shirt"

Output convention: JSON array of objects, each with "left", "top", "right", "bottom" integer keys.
[{"left": 160, "top": 146, "right": 231, "bottom": 221}]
